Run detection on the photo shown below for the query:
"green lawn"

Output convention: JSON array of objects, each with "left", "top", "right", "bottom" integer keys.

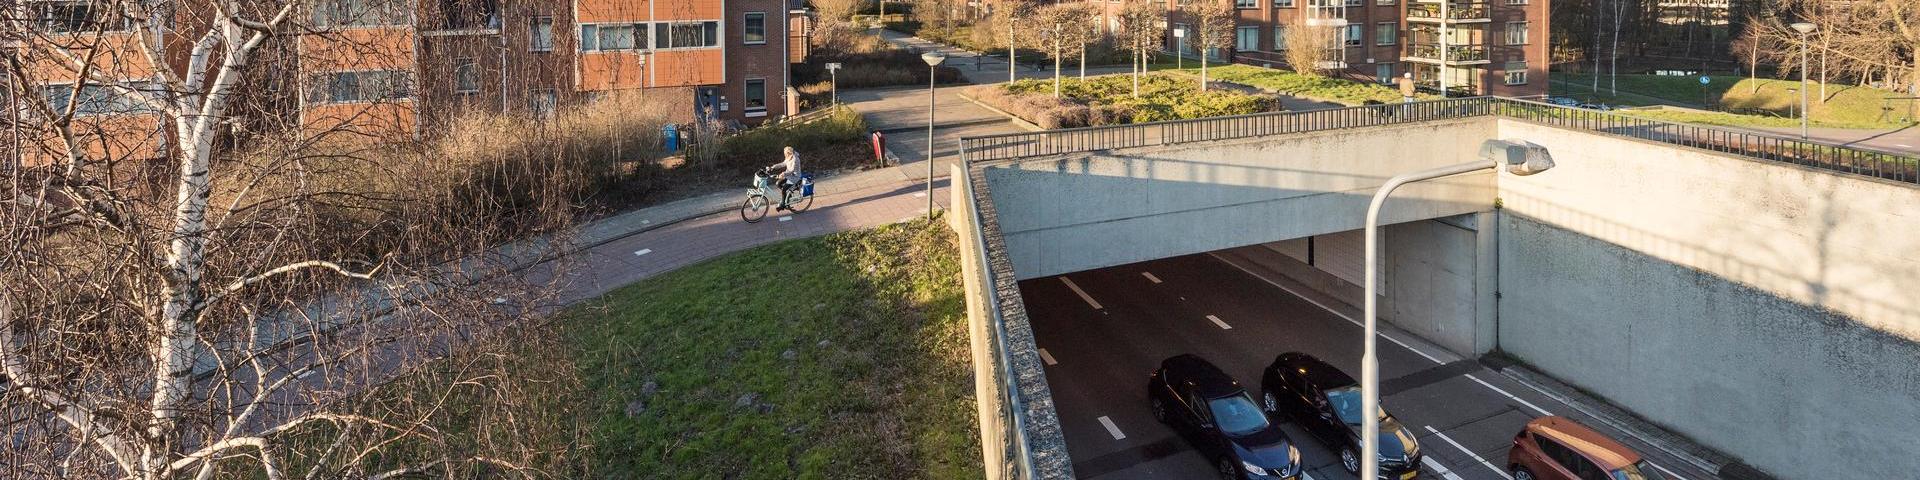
[
  {"left": 1172, "top": 64, "right": 1437, "bottom": 107},
  {"left": 1552, "top": 73, "right": 1918, "bottom": 129},
  {"left": 572, "top": 221, "right": 980, "bottom": 479}
]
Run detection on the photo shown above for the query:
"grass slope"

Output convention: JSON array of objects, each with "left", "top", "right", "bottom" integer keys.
[
  {"left": 1553, "top": 73, "right": 1919, "bottom": 129},
  {"left": 970, "top": 72, "right": 1277, "bottom": 128},
  {"left": 1184, "top": 64, "right": 1436, "bottom": 106},
  {"left": 573, "top": 221, "right": 980, "bottom": 479}
]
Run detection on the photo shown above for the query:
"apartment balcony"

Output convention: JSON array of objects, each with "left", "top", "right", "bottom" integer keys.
[
  {"left": 1402, "top": 42, "right": 1491, "bottom": 65},
  {"left": 1406, "top": 2, "right": 1491, "bottom": 23}
]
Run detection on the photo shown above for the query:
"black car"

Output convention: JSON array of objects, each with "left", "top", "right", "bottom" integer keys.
[
  {"left": 1260, "top": 352, "right": 1424, "bottom": 479},
  {"left": 1148, "top": 354, "right": 1303, "bottom": 480}
]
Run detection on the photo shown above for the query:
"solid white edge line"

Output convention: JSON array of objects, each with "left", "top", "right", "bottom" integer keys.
[
  {"left": 778, "top": 216, "right": 793, "bottom": 222},
  {"left": 1142, "top": 272, "right": 1162, "bottom": 283},
  {"left": 633, "top": 249, "right": 652, "bottom": 256},
  {"left": 912, "top": 191, "right": 927, "bottom": 197},
  {"left": 1647, "top": 461, "right": 1689, "bottom": 480},
  {"left": 1422, "top": 456, "right": 1467, "bottom": 480},
  {"left": 1097, "top": 416, "right": 1126, "bottom": 440},
  {"left": 1210, "top": 253, "right": 1443, "bottom": 365},
  {"left": 1060, "top": 276, "right": 1103, "bottom": 310},
  {"left": 1424, "top": 425, "right": 1514, "bottom": 480},
  {"left": 1039, "top": 348, "right": 1058, "bottom": 366},
  {"left": 1301, "top": 472, "right": 1317, "bottom": 480},
  {"left": 1206, "top": 315, "right": 1232, "bottom": 330},
  {"left": 1465, "top": 374, "right": 1553, "bottom": 417}
]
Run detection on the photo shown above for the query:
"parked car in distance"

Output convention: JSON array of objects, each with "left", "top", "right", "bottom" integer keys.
[
  {"left": 1544, "top": 96, "right": 1580, "bottom": 106},
  {"left": 1260, "top": 352, "right": 1423, "bottom": 479},
  {"left": 1508, "top": 416, "right": 1672, "bottom": 480},
  {"left": 1577, "top": 102, "right": 1615, "bottom": 111},
  {"left": 1149, "top": 354, "right": 1304, "bottom": 480}
]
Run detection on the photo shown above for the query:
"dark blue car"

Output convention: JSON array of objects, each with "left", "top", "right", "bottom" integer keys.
[{"left": 1149, "top": 354, "right": 1304, "bottom": 480}]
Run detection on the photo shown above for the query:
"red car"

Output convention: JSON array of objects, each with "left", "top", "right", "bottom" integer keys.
[{"left": 1507, "top": 416, "right": 1672, "bottom": 480}]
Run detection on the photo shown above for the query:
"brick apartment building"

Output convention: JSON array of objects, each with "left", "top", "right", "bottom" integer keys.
[
  {"left": 8, "top": 0, "right": 812, "bottom": 166},
  {"left": 1081, "top": 0, "right": 1548, "bottom": 97}
]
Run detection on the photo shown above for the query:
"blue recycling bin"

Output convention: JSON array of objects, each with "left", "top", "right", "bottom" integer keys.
[{"left": 662, "top": 124, "right": 680, "bottom": 152}]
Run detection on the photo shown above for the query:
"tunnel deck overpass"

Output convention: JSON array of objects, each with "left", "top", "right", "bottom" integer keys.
[{"left": 949, "top": 97, "right": 1920, "bottom": 480}]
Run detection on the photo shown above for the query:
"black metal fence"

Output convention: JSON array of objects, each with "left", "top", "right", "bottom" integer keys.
[{"left": 958, "top": 97, "right": 1920, "bottom": 186}]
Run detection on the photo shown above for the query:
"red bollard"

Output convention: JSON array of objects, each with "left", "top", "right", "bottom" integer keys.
[{"left": 871, "top": 131, "right": 887, "bottom": 163}]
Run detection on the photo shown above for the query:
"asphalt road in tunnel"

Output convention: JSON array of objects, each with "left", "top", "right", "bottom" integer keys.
[{"left": 1018, "top": 249, "right": 1719, "bottom": 480}]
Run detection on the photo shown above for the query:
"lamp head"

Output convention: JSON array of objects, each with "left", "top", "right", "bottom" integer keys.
[
  {"left": 1481, "top": 140, "right": 1555, "bottom": 176},
  {"left": 921, "top": 51, "right": 948, "bottom": 66},
  {"left": 1790, "top": 22, "right": 1816, "bottom": 34}
]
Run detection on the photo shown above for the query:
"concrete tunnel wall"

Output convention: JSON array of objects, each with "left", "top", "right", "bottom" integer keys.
[
  {"left": 1494, "top": 120, "right": 1920, "bottom": 480},
  {"left": 981, "top": 117, "right": 1500, "bottom": 280}
]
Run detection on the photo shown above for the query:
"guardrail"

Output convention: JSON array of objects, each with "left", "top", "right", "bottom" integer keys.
[{"left": 958, "top": 97, "right": 1920, "bottom": 186}]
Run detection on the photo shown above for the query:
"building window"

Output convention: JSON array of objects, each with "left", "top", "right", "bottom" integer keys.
[
  {"left": 1344, "top": 0, "right": 1362, "bottom": 6},
  {"left": 1376, "top": 63, "right": 1394, "bottom": 84},
  {"left": 42, "top": 83, "right": 157, "bottom": 115},
  {"left": 1235, "top": 26, "right": 1258, "bottom": 51},
  {"left": 744, "top": 78, "right": 767, "bottom": 116},
  {"left": 598, "top": 24, "right": 637, "bottom": 50},
  {"left": 579, "top": 25, "right": 597, "bottom": 51},
  {"left": 440, "top": 0, "right": 499, "bottom": 30},
  {"left": 311, "top": 0, "right": 408, "bottom": 28},
  {"left": 453, "top": 58, "right": 479, "bottom": 94},
  {"left": 1377, "top": 0, "right": 1394, "bottom": 5},
  {"left": 744, "top": 12, "right": 767, "bottom": 44},
  {"left": 530, "top": 16, "right": 555, "bottom": 52},
  {"left": 1505, "top": 21, "right": 1529, "bottom": 45},
  {"left": 306, "top": 70, "right": 413, "bottom": 105},
  {"left": 1274, "top": 0, "right": 1293, "bottom": 6},
  {"left": 1235, "top": 0, "right": 1256, "bottom": 8},
  {"left": 1344, "top": 24, "right": 1362, "bottom": 47},
  {"left": 34, "top": 2, "right": 130, "bottom": 33},
  {"left": 1504, "top": 61, "right": 1528, "bottom": 85},
  {"left": 659, "top": 21, "right": 721, "bottom": 49},
  {"left": 1507, "top": 0, "right": 1527, "bottom": 4},
  {"left": 529, "top": 88, "right": 557, "bottom": 118},
  {"left": 1375, "top": 22, "right": 1395, "bottom": 45},
  {"left": 1273, "top": 26, "right": 1287, "bottom": 50}
]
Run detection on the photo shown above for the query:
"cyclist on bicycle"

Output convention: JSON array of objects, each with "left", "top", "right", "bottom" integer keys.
[{"left": 767, "top": 146, "right": 803, "bottom": 210}]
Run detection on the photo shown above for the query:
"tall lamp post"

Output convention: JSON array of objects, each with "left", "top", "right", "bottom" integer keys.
[
  {"left": 1790, "top": 22, "right": 1816, "bottom": 140},
  {"left": 1358, "top": 140, "right": 1556, "bottom": 480},
  {"left": 922, "top": 51, "right": 947, "bottom": 219}
]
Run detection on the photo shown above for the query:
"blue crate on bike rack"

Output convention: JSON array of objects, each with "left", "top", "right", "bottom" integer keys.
[{"left": 801, "top": 174, "right": 814, "bottom": 196}]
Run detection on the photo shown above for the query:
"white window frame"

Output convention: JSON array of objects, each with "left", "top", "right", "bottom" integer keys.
[
  {"left": 1504, "top": 61, "right": 1528, "bottom": 85},
  {"left": 1376, "top": 0, "right": 1394, "bottom": 5},
  {"left": 530, "top": 16, "right": 555, "bottom": 52},
  {"left": 1235, "top": 0, "right": 1257, "bottom": 8},
  {"left": 579, "top": 24, "right": 598, "bottom": 51},
  {"left": 1274, "top": 0, "right": 1293, "bottom": 6},
  {"left": 1505, "top": 21, "right": 1529, "bottom": 45},
  {"left": 1344, "top": 24, "right": 1362, "bottom": 47},
  {"left": 743, "top": 12, "right": 767, "bottom": 44},
  {"left": 743, "top": 78, "right": 768, "bottom": 116}
]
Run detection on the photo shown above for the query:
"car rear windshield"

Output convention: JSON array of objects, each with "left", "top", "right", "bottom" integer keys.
[
  {"left": 1611, "top": 461, "right": 1672, "bottom": 480},
  {"left": 1208, "top": 393, "right": 1271, "bottom": 437}
]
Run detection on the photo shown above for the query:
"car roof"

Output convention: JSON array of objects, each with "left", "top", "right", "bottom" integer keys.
[
  {"left": 1163, "top": 354, "right": 1244, "bottom": 398},
  {"left": 1277, "top": 352, "right": 1357, "bottom": 389},
  {"left": 1527, "top": 416, "right": 1642, "bottom": 469}
]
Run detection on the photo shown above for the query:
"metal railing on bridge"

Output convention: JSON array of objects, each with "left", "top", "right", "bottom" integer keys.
[{"left": 958, "top": 97, "right": 1920, "bottom": 186}]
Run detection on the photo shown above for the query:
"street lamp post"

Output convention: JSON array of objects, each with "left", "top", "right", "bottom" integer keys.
[
  {"left": 1791, "top": 22, "right": 1816, "bottom": 140},
  {"left": 922, "top": 51, "right": 947, "bottom": 220},
  {"left": 1358, "top": 141, "right": 1556, "bottom": 480}
]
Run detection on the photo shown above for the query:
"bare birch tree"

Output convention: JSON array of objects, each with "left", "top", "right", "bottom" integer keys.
[
  {"left": 2, "top": 1, "right": 594, "bottom": 478},
  {"left": 1188, "top": 0, "right": 1235, "bottom": 92},
  {"left": 1117, "top": 0, "right": 1164, "bottom": 98},
  {"left": 1036, "top": 3, "right": 1098, "bottom": 97}
]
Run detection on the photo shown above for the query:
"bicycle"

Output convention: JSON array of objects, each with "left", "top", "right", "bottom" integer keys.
[{"left": 739, "top": 167, "right": 814, "bottom": 223}]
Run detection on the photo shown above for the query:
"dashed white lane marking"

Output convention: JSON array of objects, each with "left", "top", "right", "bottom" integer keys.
[
  {"left": 1897, "top": 143, "right": 1914, "bottom": 148},
  {"left": 1059, "top": 277, "right": 1103, "bottom": 310},
  {"left": 633, "top": 249, "right": 652, "bottom": 256},
  {"left": 1465, "top": 374, "right": 1553, "bottom": 416},
  {"left": 1424, "top": 425, "right": 1513, "bottom": 480},
  {"left": 913, "top": 191, "right": 927, "bottom": 197},
  {"left": 1423, "top": 456, "right": 1467, "bottom": 480},
  {"left": 778, "top": 216, "right": 793, "bottom": 222},
  {"left": 1039, "top": 348, "right": 1058, "bottom": 366},
  {"left": 1142, "top": 272, "right": 1162, "bottom": 283},
  {"left": 1206, "top": 315, "right": 1233, "bottom": 330},
  {"left": 490, "top": 297, "right": 509, "bottom": 305},
  {"left": 1647, "top": 461, "right": 1689, "bottom": 480},
  {"left": 640, "top": 219, "right": 650, "bottom": 224},
  {"left": 1097, "top": 416, "right": 1127, "bottom": 440},
  {"left": 1213, "top": 253, "right": 1448, "bottom": 365}
]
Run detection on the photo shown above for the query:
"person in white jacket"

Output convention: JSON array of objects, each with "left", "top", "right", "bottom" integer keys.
[{"left": 767, "top": 146, "right": 803, "bottom": 210}]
